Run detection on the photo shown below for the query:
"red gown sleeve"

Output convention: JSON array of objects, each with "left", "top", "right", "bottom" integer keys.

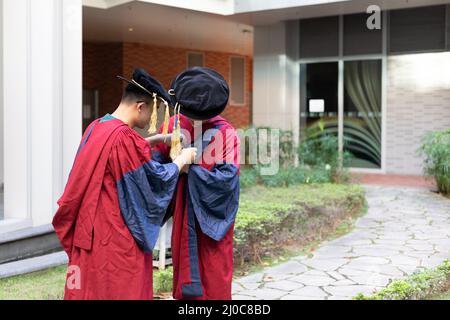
[{"left": 108, "top": 127, "right": 180, "bottom": 252}]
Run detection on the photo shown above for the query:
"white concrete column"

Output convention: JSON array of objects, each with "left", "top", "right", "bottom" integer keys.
[
  {"left": 0, "top": 0, "right": 4, "bottom": 187},
  {"left": 285, "top": 20, "right": 300, "bottom": 144},
  {"left": 2, "top": 0, "right": 82, "bottom": 228},
  {"left": 30, "top": 0, "right": 82, "bottom": 227},
  {"left": 253, "top": 21, "right": 299, "bottom": 132},
  {"left": 3, "top": 0, "right": 31, "bottom": 222},
  {"left": 62, "top": 0, "right": 83, "bottom": 188}
]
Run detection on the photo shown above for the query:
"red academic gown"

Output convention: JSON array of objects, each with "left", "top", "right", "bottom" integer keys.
[
  {"left": 53, "top": 114, "right": 179, "bottom": 300},
  {"left": 153, "top": 115, "right": 240, "bottom": 300}
]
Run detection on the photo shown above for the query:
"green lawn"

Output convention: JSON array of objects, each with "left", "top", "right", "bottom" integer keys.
[
  {"left": 0, "top": 183, "right": 366, "bottom": 300},
  {"left": 0, "top": 265, "right": 173, "bottom": 300},
  {"left": 0, "top": 266, "right": 66, "bottom": 300}
]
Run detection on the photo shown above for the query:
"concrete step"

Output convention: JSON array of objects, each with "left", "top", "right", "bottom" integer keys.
[
  {"left": 0, "top": 224, "right": 62, "bottom": 264},
  {"left": 0, "top": 251, "right": 68, "bottom": 279}
]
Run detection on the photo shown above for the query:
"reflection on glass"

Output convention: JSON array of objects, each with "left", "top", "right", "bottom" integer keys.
[
  {"left": 300, "top": 62, "right": 339, "bottom": 137},
  {"left": 344, "top": 60, "right": 382, "bottom": 169}
]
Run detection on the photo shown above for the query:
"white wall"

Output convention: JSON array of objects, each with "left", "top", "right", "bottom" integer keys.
[
  {"left": 386, "top": 52, "right": 450, "bottom": 175},
  {"left": 253, "top": 21, "right": 299, "bottom": 132},
  {"left": 2, "top": 0, "right": 82, "bottom": 229}
]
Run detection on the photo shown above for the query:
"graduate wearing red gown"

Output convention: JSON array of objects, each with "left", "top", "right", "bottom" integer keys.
[
  {"left": 52, "top": 69, "right": 192, "bottom": 300},
  {"left": 153, "top": 67, "right": 240, "bottom": 300}
]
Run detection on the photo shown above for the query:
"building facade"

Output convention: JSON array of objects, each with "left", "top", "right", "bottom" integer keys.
[
  {"left": 251, "top": 2, "right": 450, "bottom": 175},
  {"left": 0, "top": 0, "right": 449, "bottom": 235}
]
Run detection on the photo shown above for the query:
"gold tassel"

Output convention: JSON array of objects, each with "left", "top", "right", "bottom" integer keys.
[
  {"left": 170, "top": 104, "right": 182, "bottom": 160},
  {"left": 162, "top": 102, "right": 170, "bottom": 136},
  {"left": 148, "top": 94, "right": 158, "bottom": 135}
]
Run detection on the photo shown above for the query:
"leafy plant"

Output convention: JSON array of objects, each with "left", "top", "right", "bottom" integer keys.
[
  {"left": 154, "top": 267, "right": 173, "bottom": 295},
  {"left": 239, "top": 166, "right": 258, "bottom": 189},
  {"left": 418, "top": 130, "right": 450, "bottom": 195},
  {"left": 239, "top": 123, "right": 352, "bottom": 188},
  {"left": 354, "top": 260, "right": 450, "bottom": 300},
  {"left": 298, "top": 121, "right": 352, "bottom": 184}
]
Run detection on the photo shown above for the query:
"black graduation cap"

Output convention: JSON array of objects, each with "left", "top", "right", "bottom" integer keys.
[
  {"left": 117, "top": 68, "right": 171, "bottom": 104},
  {"left": 169, "top": 67, "right": 230, "bottom": 121},
  {"left": 117, "top": 68, "right": 172, "bottom": 134}
]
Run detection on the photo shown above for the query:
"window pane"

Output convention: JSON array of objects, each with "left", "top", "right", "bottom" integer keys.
[
  {"left": 187, "top": 52, "right": 204, "bottom": 68},
  {"left": 389, "top": 5, "right": 446, "bottom": 53},
  {"left": 344, "top": 60, "right": 382, "bottom": 169},
  {"left": 230, "top": 57, "right": 245, "bottom": 105},
  {"left": 300, "top": 62, "right": 339, "bottom": 135},
  {"left": 300, "top": 16, "right": 339, "bottom": 58},
  {"left": 344, "top": 13, "right": 382, "bottom": 56}
]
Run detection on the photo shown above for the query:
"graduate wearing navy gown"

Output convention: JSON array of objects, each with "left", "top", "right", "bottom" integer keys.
[
  {"left": 153, "top": 67, "right": 240, "bottom": 300},
  {"left": 52, "top": 69, "right": 196, "bottom": 300}
]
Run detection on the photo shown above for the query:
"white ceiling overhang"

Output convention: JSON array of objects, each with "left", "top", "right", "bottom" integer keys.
[
  {"left": 82, "top": 0, "right": 449, "bottom": 54},
  {"left": 83, "top": 0, "right": 234, "bottom": 14},
  {"left": 83, "top": 0, "right": 253, "bottom": 55}
]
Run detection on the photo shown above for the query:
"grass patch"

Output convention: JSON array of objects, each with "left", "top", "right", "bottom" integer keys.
[
  {"left": 354, "top": 260, "right": 450, "bottom": 300},
  {"left": 0, "top": 266, "right": 66, "bottom": 300},
  {"left": 0, "top": 266, "right": 174, "bottom": 300}
]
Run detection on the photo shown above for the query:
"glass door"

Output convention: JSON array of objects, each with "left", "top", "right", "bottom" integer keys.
[
  {"left": 300, "top": 62, "right": 339, "bottom": 138},
  {"left": 344, "top": 60, "right": 382, "bottom": 169},
  {"left": 300, "top": 59, "right": 383, "bottom": 170}
]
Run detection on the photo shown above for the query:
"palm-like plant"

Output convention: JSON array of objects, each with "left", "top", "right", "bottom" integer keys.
[{"left": 419, "top": 131, "right": 450, "bottom": 196}]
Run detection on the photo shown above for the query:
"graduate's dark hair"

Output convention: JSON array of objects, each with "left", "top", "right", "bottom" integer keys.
[{"left": 121, "top": 84, "right": 152, "bottom": 104}]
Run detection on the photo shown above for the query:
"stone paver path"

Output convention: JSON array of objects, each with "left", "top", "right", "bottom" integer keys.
[{"left": 233, "top": 185, "right": 450, "bottom": 300}]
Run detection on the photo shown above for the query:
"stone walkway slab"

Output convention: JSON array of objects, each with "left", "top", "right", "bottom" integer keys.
[{"left": 233, "top": 185, "right": 450, "bottom": 300}]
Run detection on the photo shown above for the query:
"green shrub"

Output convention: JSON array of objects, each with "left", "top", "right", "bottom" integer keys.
[
  {"left": 419, "top": 130, "right": 450, "bottom": 195},
  {"left": 258, "top": 167, "right": 331, "bottom": 187},
  {"left": 298, "top": 121, "right": 352, "bottom": 184},
  {"left": 239, "top": 166, "right": 258, "bottom": 189},
  {"left": 154, "top": 267, "right": 173, "bottom": 295},
  {"left": 354, "top": 260, "right": 450, "bottom": 300},
  {"left": 240, "top": 124, "right": 352, "bottom": 188},
  {"left": 234, "top": 184, "right": 366, "bottom": 267}
]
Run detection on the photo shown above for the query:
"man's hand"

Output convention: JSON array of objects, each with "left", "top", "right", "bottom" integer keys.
[
  {"left": 173, "top": 147, "right": 197, "bottom": 173},
  {"left": 146, "top": 133, "right": 187, "bottom": 147},
  {"left": 179, "top": 147, "right": 197, "bottom": 164}
]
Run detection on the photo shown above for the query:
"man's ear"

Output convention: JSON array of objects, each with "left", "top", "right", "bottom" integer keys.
[{"left": 136, "top": 102, "right": 145, "bottom": 113}]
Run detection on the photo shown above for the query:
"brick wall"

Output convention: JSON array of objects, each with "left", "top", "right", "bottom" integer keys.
[
  {"left": 386, "top": 52, "right": 450, "bottom": 175},
  {"left": 83, "top": 42, "right": 252, "bottom": 129},
  {"left": 83, "top": 43, "right": 123, "bottom": 116}
]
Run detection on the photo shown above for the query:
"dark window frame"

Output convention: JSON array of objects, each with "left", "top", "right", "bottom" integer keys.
[
  {"left": 186, "top": 52, "right": 205, "bottom": 68},
  {"left": 229, "top": 56, "right": 246, "bottom": 106}
]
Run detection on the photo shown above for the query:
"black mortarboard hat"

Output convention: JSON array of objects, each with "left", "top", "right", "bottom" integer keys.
[
  {"left": 117, "top": 68, "right": 171, "bottom": 104},
  {"left": 169, "top": 67, "right": 230, "bottom": 121},
  {"left": 117, "top": 68, "right": 172, "bottom": 134}
]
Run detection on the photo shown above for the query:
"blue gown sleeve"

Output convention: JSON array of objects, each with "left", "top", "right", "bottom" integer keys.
[
  {"left": 117, "top": 160, "right": 179, "bottom": 252},
  {"left": 187, "top": 163, "right": 240, "bottom": 241}
]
